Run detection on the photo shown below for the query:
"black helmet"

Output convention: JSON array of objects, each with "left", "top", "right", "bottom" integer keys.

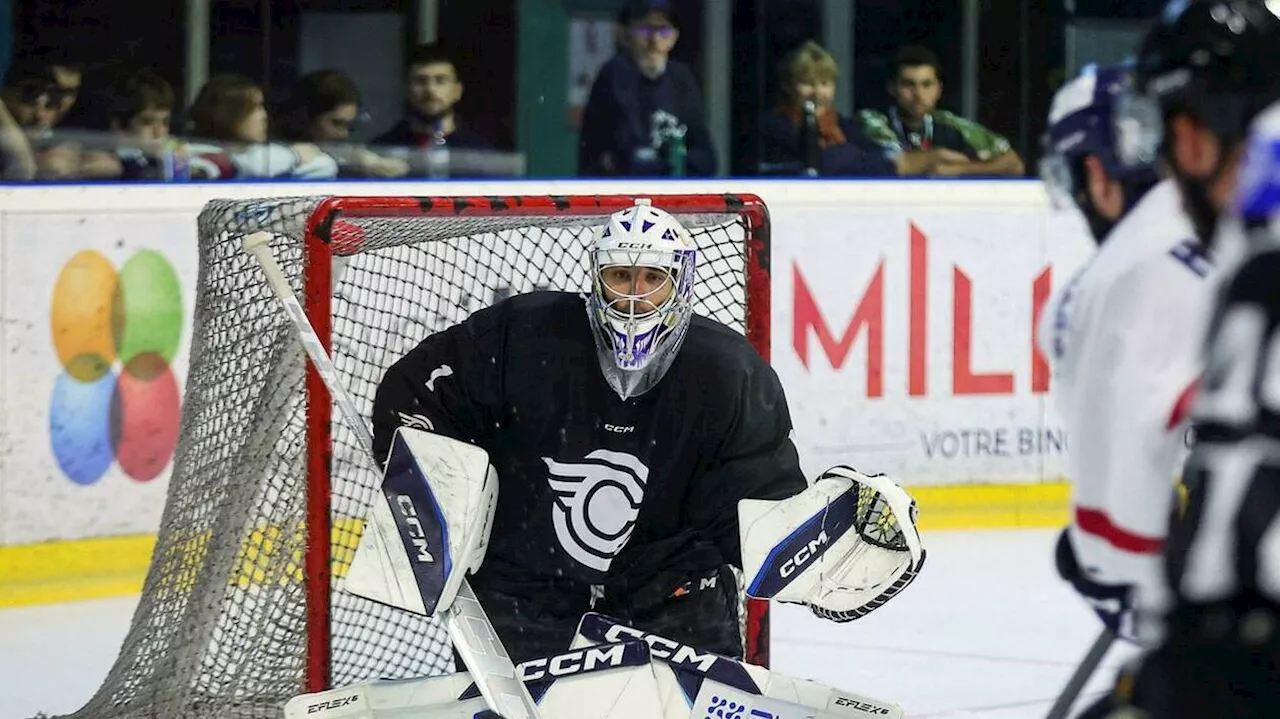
[{"left": 1133, "top": 0, "right": 1280, "bottom": 146}]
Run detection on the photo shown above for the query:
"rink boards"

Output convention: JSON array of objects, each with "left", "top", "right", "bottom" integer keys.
[{"left": 0, "top": 178, "right": 1093, "bottom": 606}]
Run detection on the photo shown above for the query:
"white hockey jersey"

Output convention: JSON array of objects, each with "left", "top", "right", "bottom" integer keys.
[{"left": 1037, "top": 179, "right": 1214, "bottom": 620}]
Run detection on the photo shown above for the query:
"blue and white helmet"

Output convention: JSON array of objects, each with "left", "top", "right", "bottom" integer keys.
[
  {"left": 1040, "top": 63, "right": 1159, "bottom": 211},
  {"left": 1238, "top": 101, "right": 1280, "bottom": 224},
  {"left": 587, "top": 199, "right": 698, "bottom": 400}
]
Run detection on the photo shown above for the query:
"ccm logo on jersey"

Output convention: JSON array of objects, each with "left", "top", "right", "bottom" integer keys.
[
  {"left": 517, "top": 644, "right": 628, "bottom": 681},
  {"left": 392, "top": 495, "right": 435, "bottom": 564},
  {"left": 604, "top": 424, "right": 634, "bottom": 434},
  {"left": 306, "top": 694, "right": 358, "bottom": 713},
  {"left": 780, "top": 531, "right": 830, "bottom": 579}
]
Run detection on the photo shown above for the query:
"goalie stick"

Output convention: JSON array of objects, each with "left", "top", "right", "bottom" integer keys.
[{"left": 242, "top": 231, "right": 541, "bottom": 719}]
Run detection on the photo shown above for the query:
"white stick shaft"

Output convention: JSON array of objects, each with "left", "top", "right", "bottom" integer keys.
[
  {"left": 242, "top": 232, "right": 541, "bottom": 718},
  {"left": 242, "top": 234, "right": 376, "bottom": 465}
]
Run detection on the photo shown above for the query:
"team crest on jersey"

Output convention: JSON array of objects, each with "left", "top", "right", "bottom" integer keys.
[
  {"left": 543, "top": 450, "right": 650, "bottom": 571},
  {"left": 396, "top": 412, "right": 435, "bottom": 431}
]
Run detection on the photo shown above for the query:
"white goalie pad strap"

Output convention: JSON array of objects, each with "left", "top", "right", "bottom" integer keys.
[
  {"left": 738, "top": 465, "right": 925, "bottom": 622},
  {"left": 343, "top": 427, "right": 498, "bottom": 616}
]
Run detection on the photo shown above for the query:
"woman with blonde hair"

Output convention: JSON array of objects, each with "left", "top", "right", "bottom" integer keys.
[{"left": 756, "top": 41, "right": 952, "bottom": 176}]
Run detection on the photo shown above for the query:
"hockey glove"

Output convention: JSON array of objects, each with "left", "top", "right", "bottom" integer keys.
[
  {"left": 739, "top": 466, "right": 925, "bottom": 624},
  {"left": 1055, "top": 527, "right": 1136, "bottom": 640}
]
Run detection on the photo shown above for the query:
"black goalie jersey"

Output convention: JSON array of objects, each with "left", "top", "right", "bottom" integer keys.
[{"left": 370, "top": 290, "right": 806, "bottom": 660}]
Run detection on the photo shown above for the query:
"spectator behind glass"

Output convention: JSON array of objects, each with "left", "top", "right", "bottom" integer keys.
[
  {"left": 0, "top": 68, "right": 38, "bottom": 179},
  {"left": 577, "top": 0, "right": 716, "bottom": 176},
  {"left": 858, "top": 44, "right": 1025, "bottom": 177},
  {"left": 0, "top": 60, "right": 114, "bottom": 180},
  {"left": 77, "top": 68, "right": 182, "bottom": 180},
  {"left": 757, "top": 41, "right": 956, "bottom": 177},
  {"left": 186, "top": 73, "right": 337, "bottom": 180},
  {"left": 1, "top": 62, "right": 60, "bottom": 133},
  {"left": 273, "top": 68, "right": 361, "bottom": 143},
  {"left": 42, "top": 51, "right": 82, "bottom": 129},
  {"left": 274, "top": 69, "right": 408, "bottom": 178},
  {"left": 371, "top": 44, "right": 492, "bottom": 151}
]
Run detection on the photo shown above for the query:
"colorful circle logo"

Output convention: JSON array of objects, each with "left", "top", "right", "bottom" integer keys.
[{"left": 48, "top": 249, "right": 184, "bottom": 485}]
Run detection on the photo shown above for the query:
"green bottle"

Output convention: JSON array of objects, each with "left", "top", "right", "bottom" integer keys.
[{"left": 668, "top": 132, "right": 686, "bottom": 177}]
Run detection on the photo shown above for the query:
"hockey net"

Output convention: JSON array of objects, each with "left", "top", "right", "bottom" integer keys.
[{"left": 65, "top": 193, "right": 772, "bottom": 718}]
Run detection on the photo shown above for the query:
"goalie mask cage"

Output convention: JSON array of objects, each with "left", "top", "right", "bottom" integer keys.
[{"left": 65, "top": 193, "right": 772, "bottom": 719}]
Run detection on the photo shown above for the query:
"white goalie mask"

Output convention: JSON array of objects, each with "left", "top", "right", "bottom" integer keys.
[{"left": 586, "top": 200, "right": 698, "bottom": 400}]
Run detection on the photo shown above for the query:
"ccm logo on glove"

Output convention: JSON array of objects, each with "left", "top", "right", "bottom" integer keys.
[{"left": 781, "top": 531, "right": 830, "bottom": 578}]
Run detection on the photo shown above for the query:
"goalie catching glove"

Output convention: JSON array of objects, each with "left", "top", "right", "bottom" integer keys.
[{"left": 739, "top": 465, "right": 925, "bottom": 622}]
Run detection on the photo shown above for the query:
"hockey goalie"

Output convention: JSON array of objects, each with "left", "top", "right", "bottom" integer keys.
[
  {"left": 286, "top": 201, "right": 926, "bottom": 717},
  {"left": 287, "top": 429, "right": 922, "bottom": 718}
]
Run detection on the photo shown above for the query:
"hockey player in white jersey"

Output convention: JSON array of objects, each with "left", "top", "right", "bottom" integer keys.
[
  {"left": 1037, "top": 63, "right": 1209, "bottom": 654},
  {"left": 1088, "top": 1, "right": 1280, "bottom": 717}
]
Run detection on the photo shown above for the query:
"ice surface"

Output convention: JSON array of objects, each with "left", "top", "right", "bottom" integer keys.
[{"left": 0, "top": 529, "right": 1140, "bottom": 719}]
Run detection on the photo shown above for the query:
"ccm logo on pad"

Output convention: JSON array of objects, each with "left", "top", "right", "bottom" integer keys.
[
  {"left": 517, "top": 644, "right": 628, "bottom": 681},
  {"left": 392, "top": 495, "right": 436, "bottom": 564}
]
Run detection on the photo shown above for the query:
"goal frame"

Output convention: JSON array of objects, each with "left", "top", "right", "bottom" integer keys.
[{"left": 299, "top": 193, "right": 773, "bottom": 692}]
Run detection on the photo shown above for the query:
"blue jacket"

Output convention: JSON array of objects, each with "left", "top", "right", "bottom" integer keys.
[{"left": 577, "top": 54, "right": 717, "bottom": 177}]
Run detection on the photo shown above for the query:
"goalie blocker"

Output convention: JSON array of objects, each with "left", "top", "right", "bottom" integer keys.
[
  {"left": 284, "top": 613, "right": 903, "bottom": 718},
  {"left": 343, "top": 427, "right": 498, "bottom": 617}
]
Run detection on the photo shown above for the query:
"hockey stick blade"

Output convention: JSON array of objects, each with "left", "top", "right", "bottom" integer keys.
[
  {"left": 242, "top": 231, "right": 541, "bottom": 719},
  {"left": 1045, "top": 627, "right": 1115, "bottom": 719}
]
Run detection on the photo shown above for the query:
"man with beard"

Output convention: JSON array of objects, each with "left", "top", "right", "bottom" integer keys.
[
  {"left": 372, "top": 43, "right": 493, "bottom": 153},
  {"left": 577, "top": 0, "right": 717, "bottom": 177},
  {"left": 857, "top": 44, "right": 1024, "bottom": 177}
]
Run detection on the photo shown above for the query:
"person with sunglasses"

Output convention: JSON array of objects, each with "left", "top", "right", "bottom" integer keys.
[
  {"left": 274, "top": 69, "right": 408, "bottom": 179},
  {"left": 0, "top": 59, "right": 114, "bottom": 180},
  {"left": 577, "top": 0, "right": 718, "bottom": 177}
]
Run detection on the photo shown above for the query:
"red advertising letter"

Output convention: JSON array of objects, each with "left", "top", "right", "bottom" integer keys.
[
  {"left": 952, "top": 268, "right": 1014, "bottom": 395},
  {"left": 1032, "top": 266, "right": 1052, "bottom": 394},
  {"left": 792, "top": 261, "right": 884, "bottom": 397},
  {"left": 908, "top": 223, "right": 928, "bottom": 397}
]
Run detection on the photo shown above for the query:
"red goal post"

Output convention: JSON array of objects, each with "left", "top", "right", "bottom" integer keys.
[{"left": 300, "top": 194, "right": 774, "bottom": 691}]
